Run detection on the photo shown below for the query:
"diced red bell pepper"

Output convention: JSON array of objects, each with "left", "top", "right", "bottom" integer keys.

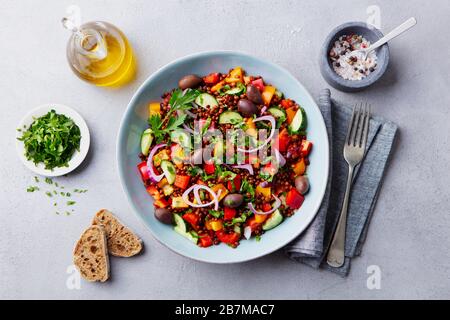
[
  {"left": 280, "top": 99, "right": 294, "bottom": 109},
  {"left": 182, "top": 213, "right": 200, "bottom": 228},
  {"left": 174, "top": 175, "right": 190, "bottom": 190},
  {"left": 198, "top": 233, "right": 213, "bottom": 248},
  {"left": 216, "top": 230, "right": 240, "bottom": 244},
  {"left": 262, "top": 203, "right": 272, "bottom": 212},
  {"left": 251, "top": 78, "right": 265, "bottom": 92},
  {"left": 203, "top": 73, "right": 220, "bottom": 85},
  {"left": 227, "top": 174, "right": 242, "bottom": 192},
  {"left": 285, "top": 188, "right": 305, "bottom": 209},
  {"left": 224, "top": 207, "right": 237, "bottom": 221},
  {"left": 146, "top": 185, "right": 162, "bottom": 200},
  {"left": 137, "top": 161, "right": 150, "bottom": 181},
  {"left": 246, "top": 216, "right": 261, "bottom": 232},
  {"left": 275, "top": 129, "right": 290, "bottom": 153},
  {"left": 301, "top": 140, "right": 313, "bottom": 157},
  {"left": 204, "top": 162, "right": 216, "bottom": 175},
  {"left": 154, "top": 198, "right": 170, "bottom": 209}
]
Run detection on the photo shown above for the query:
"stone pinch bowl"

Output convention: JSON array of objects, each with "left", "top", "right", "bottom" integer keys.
[{"left": 320, "top": 21, "right": 390, "bottom": 92}]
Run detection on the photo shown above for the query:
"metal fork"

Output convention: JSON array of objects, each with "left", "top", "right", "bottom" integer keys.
[{"left": 327, "top": 103, "right": 371, "bottom": 268}]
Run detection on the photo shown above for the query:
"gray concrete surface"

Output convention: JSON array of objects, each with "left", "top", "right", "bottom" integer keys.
[{"left": 1, "top": 0, "right": 449, "bottom": 300}]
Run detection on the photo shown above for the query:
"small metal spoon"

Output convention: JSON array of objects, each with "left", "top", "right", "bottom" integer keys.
[{"left": 353, "top": 17, "right": 417, "bottom": 60}]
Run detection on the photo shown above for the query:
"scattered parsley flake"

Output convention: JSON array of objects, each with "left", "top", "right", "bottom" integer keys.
[
  {"left": 26, "top": 186, "right": 39, "bottom": 192},
  {"left": 45, "top": 191, "right": 53, "bottom": 197},
  {"left": 67, "top": 201, "right": 76, "bottom": 206},
  {"left": 45, "top": 178, "right": 53, "bottom": 185}
]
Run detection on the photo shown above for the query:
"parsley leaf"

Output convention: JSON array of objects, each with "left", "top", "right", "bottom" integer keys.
[{"left": 17, "top": 110, "right": 81, "bottom": 170}]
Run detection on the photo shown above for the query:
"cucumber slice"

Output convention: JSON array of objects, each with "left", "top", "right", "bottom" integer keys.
[
  {"left": 160, "top": 160, "right": 176, "bottom": 184},
  {"left": 140, "top": 129, "right": 153, "bottom": 156},
  {"left": 195, "top": 93, "right": 219, "bottom": 108},
  {"left": 224, "top": 83, "right": 245, "bottom": 96},
  {"left": 219, "top": 111, "right": 244, "bottom": 124},
  {"left": 289, "top": 108, "right": 307, "bottom": 133},
  {"left": 262, "top": 209, "right": 283, "bottom": 231},
  {"left": 173, "top": 214, "right": 186, "bottom": 232},
  {"left": 174, "top": 226, "right": 198, "bottom": 244},
  {"left": 170, "top": 130, "right": 191, "bottom": 149},
  {"left": 268, "top": 107, "right": 286, "bottom": 120}
]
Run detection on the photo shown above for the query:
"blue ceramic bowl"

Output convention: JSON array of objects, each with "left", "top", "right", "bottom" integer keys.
[
  {"left": 320, "top": 22, "right": 390, "bottom": 92},
  {"left": 117, "top": 51, "right": 330, "bottom": 263}
]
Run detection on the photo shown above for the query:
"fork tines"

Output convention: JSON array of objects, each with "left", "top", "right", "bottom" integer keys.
[{"left": 346, "top": 103, "right": 371, "bottom": 149}]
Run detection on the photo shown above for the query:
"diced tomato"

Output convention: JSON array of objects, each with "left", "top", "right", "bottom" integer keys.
[
  {"left": 224, "top": 207, "right": 237, "bottom": 221},
  {"left": 262, "top": 203, "right": 272, "bottom": 212},
  {"left": 276, "top": 128, "right": 290, "bottom": 153},
  {"left": 216, "top": 230, "right": 240, "bottom": 244},
  {"left": 198, "top": 233, "right": 213, "bottom": 248},
  {"left": 174, "top": 175, "right": 190, "bottom": 190},
  {"left": 203, "top": 73, "right": 220, "bottom": 84},
  {"left": 154, "top": 198, "right": 170, "bottom": 209},
  {"left": 182, "top": 213, "right": 200, "bottom": 228},
  {"left": 251, "top": 78, "right": 265, "bottom": 92},
  {"left": 280, "top": 99, "right": 294, "bottom": 109},
  {"left": 227, "top": 174, "right": 242, "bottom": 192},
  {"left": 285, "top": 188, "right": 305, "bottom": 209},
  {"left": 137, "top": 162, "right": 150, "bottom": 181},
  {"left": 146, "top": 185, "right": 162, "bottom": 200},
  {"left": 301, "top": 140, "right": 313, "bottom": 157},
  {"left": 204, "top": 162, "right": 216, "bottom": 175}
]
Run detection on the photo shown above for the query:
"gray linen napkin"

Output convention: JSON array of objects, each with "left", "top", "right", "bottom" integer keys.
[{"left": 285, "top": 89, "right": 398, "bottom": 276}]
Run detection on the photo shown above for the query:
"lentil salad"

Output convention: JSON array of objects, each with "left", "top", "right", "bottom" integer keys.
[{"left": 137, "top": 67, "right": 313, "bottom": 248}]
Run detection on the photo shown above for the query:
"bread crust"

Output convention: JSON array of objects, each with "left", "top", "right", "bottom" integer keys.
[
  {"left": 73, "top": 225, "right": 110, "bottom": 282},
  {"left": 92, "top": 209, "right": 143, "bottom": 257}
]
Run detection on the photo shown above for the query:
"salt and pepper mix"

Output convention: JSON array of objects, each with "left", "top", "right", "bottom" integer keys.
[{"left": 329, "top": 34, "right": 377, "bottom": 81}]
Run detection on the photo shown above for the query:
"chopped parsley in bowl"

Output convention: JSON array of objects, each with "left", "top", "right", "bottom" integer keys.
[
  {"left": 16, "top": 104, "right": 90, "bottom": 177},
  {"left": 18, "top": 110, "right": 81, "bottom": 170}
]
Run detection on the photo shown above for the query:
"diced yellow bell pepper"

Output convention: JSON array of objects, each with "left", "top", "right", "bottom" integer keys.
[
  {"left": 211, "top": 80, "right": 225, "bottom": 92},
  {"left": 158, "top": 178, "right": 168, "bottom": 188},
  {"left": 171, "top": 197, "right": 189, "bottom": 209},
  {"left": 153, "top": 149, "right": 170, "bottom": 167},
  {"left": 162, "top": 184, "right": 174, "bottom": 196},
  {"left": 286, "top": 107, "right": 297, "bottom": 125},
  {"left": 209, "top": 220, "right": 223, "bottom": 231},
  {"left": 292, "top": 158, "right": 306, "bottom": 176},
  {"left": 262, "top": 85, "right": 276, "bottom": 105},
  {"left": 246, "top": 118, "right": 256, "bottom": 129},
  {"left": 225, "top": 67, "right": 243, "bottom": 83},
  {"left": 148, "top": 102, "right": 161, "bottom": 116},
  {"left": 255, "top": 214, "right": 268, "bottom": 223},
  {"left": 256, "top": 184, "right": 271, "bottom": 200},
  {"left": 211, "top": 184, "right": 228, "bottom": 202},
  {"left": 243, "top": 76, "right": 251, "bottom": 85},
  {"left": 171, "top": 144, "right": 186, "bottom": 168}
]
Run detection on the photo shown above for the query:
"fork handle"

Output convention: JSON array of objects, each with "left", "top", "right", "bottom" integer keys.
[{"left": 327, "top": 165, "right": 354, "bottom": 268}]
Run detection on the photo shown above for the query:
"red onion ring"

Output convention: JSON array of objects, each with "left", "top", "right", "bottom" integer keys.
[
  {"left": 247, "top": 195, "right": 281, "bottom": 215},
  {"left": 147, "top": 144, "right": 167, "bottom": 182},
  {"left": 244, "top": 226, "right": 252, "bottom": 240},
  {"left": 182, "top": 184, "right": 221, "bottom": 210},
  {"left": 274, "top": 149, "right": 286, "bottom": 167},
  {"left": 237, "top": 115, "right": 276, "bottom": 154}
]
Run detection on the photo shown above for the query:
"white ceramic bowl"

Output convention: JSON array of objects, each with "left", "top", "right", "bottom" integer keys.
[{"left": 16, "top": 104, "right": 90, "bottom": 177}]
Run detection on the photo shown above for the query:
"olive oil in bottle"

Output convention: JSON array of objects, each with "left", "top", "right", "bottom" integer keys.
[{"left": 63, "top": 18, "right": 136, "bottom": 87}]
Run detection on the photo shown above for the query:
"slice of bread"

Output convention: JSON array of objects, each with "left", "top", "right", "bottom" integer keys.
[
  {"left": 73, "top": 225, "right": 110, "bottom": 282},
  {"left": 92, "top": 209, "right": 142, "bottom": 257}
]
